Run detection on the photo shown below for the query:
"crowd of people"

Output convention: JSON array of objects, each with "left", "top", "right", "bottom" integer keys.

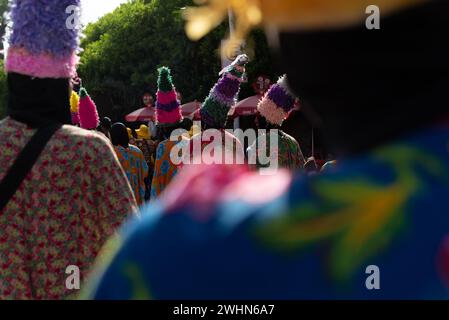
[{"left": 1, "top": 0, "right": 449, "bottom": 300}]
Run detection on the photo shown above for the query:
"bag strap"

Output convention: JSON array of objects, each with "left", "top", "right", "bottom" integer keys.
[{"left": 0, "top": 124, "right": 62, "bottom": 212}]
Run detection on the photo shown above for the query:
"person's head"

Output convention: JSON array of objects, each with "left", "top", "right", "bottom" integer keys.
[
  {"left": 255, "top": 113, "right": 277, "bottom": 130},
  {"left": 143, "top": 93, "right": 154, "bottom": 107},
  {"left": 100, "top": 117, "right": 112, "bottom": 131},
  {"left": 5, "top": 0, "right": 82, "bottom": 128},
  {"left": 111, "top": 123, "right": 130, "bottom": 148},
  {"left": 158, "top": 118, "right": 193, "bottom": 140},
  {"left": 135, "top": 124, "right": 151, "bottom": 140},
  {"left": 98, "top": 117, "right": 112, "bottom": 137}
]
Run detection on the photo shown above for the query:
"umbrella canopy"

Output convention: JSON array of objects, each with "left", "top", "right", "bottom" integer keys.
[
  {"left": 181, "top": 101, "right": 202, "bottom": 120},
  {"left": 125, "top": 106, "right": 155, "bottom": 122},
  {"left": 126, "top": 102, "right": 202, "bottom": 122},
  {"left": 229, "top": 94, "right": 262, "bottom": 118}
]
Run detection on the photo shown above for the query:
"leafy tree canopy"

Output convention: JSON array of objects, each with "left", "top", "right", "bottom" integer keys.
[{"left": 79, "top": 0, "right": 275, "bottom": 121}]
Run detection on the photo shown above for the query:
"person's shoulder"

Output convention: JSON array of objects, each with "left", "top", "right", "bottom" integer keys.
[
  {"left": 129, "top": 144, "right": 144, "bottom": 154},
  {"left": 56, "top": 125, "right": 114, "bottom": 155}
]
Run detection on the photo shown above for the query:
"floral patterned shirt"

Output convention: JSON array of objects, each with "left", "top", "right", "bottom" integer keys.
[
  {"left": 89, "top": 123, "right": 449, "bottom": 299},
  {"left": 113, "top": 145, "right": 149, "bottom": 206},
  {"left": 0, "top": 117, "right": 138, "bottom": 300},
  {"left": 151, "top": 137, "right": 189, "bottom": 200}
]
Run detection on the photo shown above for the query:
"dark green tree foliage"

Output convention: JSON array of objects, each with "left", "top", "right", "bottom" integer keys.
[{"left": 79, "top": 0, "right": 275, "bottom": 121}]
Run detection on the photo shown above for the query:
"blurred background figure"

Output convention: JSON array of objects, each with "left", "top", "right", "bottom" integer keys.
[
  {"left": 97, "top": 116, "right": 112, "bottom": 140},
  {"left": 88, "top": 0, "right": 449, "bottom": 299},
  {"left": 110, "top": 123, "right": 148, "bottom": 206},
  {"left": 151, "top": 67, "right": 190, "bottom": 200},
  {"left": 247, "top": 75, "right": 305, "bottom": 172},
  {"left": 134, "top": 124, "right": 157, "bottom": 201}
]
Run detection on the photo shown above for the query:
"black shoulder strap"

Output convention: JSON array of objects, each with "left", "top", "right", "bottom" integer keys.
[{"left": 0, "top": 124, "right": 62, "bottom": 212}]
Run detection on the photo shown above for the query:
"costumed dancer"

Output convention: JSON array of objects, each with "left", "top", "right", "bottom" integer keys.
[
  {"left": 150, "top": 66, "right": 190, "bottom": 199},
  {"left": 0, "top": 0, "right": 138, "bottom": 299},
  {"left": 110, "top": 123, "right": 149, "bottom": 206},
  {"left": 247, "top": 75, "right": 305, "bottom": 171},
  {"left": 88, "top": 0, "right": 449, "bottom": 300},
  {"left": 188, "top": 54, "right": 249, "bottom": 165}
]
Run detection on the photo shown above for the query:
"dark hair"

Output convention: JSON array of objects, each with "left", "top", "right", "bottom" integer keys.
[
  {"left": 158, "top": 118, "right": 192, "bottom": 140},
  {"left": 110, "top": 123, "right": 129, "bottom": 148},
  {"left": 256, "top": 113, "right": 278, "bottom": 130},
  {"left": 7, "top": 73, "right": 71, "bottom": 128},
  {"left": 100, "top": 117, "right": 112, "bottom": 131}
]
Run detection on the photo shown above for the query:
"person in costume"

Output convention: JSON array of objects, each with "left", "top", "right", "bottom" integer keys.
[
  {"left": 187, "top": 54, "right": 248, "bottom": 165},
  {"left": 87, "top": 0, "right": 449, "bottom": 299},
  {"left": 150, "top": 67, "right": 190, "bottom": 200},
  {"left": 134, "top": 124, "right": 157, "bottom": 201},
  {"left": 247, "top": 75, "right": 305, "bottom": 171},
  {"left": 0, "top": 0, "right": 138, "bottom": 300},
  {"left": 110, "top": 123, "right": 149, "bottom": 206}
]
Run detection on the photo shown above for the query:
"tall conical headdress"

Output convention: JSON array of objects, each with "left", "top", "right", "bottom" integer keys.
[
  {"left": 200, "top": 54, "right": 249, "bottom": 128},
  {"left": 5, "top": 0, "right": 81, "bottom": 79},
  {"left": 155, "top": 67, "right": 183, "bottom": 126}
]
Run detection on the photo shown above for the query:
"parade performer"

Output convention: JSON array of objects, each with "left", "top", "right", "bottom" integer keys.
[
  {"left": 89, "top": 0, "right": 449, "bottom": 299},
  {"left": 187, "top": 54, "right": 249, "bottom": 166},
  {"left": 110, "top": 123, "right": 149, "bottom": 206},
  {"left": 0, "top": 0, "right": 138, "bottom": 299},
  {"left": 247, "top": 75, "right": 305, "bottom": 172},
  {"left": 150, "top": 67, "right": 190, "bottom": 199}
]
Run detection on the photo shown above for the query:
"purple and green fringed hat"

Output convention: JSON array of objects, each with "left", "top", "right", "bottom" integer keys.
[
  {"left": 200, "top": 54, "right": 249, "bottom": 128},
  {"left": 258, "top": 75, "right": 297, "bottom": 126},
  {"left": 155, "top": 66, "right": 183, "bottom": 127},
  {"left": 5, "top": 0, "right": 81, "bottom": 79}
]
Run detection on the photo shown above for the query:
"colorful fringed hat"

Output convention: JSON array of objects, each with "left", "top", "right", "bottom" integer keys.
[
  {"left": 78, "top": 88, "right": 100, "bottom": 130},
  {"left": 200, "top": 54, "right": 249, "bottom": 128},
  {"left": 5, "top": 0, "right": 80, "bottom": 79},
  {"left": 155, "top": 67, "right": 183, "bottom": 127},
  {"left": 258, "top": 75, "right": 297, "bottom": 126},
  {"left": 70, "top": 91, "right": 80, "bottom": 125},
  {"left": 136, "top": 125, "right": 151, "bottom": 140}
]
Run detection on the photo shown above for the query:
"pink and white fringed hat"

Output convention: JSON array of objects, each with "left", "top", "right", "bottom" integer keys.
[
  {"left": 5, "top": 0, "right": 81, "bottom": 79},
  {"left": 257, "top": 75, "right": 298, "bottom": 126}
]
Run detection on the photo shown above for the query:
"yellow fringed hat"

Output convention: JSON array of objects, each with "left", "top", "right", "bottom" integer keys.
[
  {"left": 127, "top": 128, "right": 134, "bottom": 140},
  {"left": 136, "top": 125, "right": 151, "bottom": 140},
  {"left": 185, "top": 0, "right": 425, "bottom": 43},
  {"left": 70, "top": 91, "right": 80, "bottom": 113}
]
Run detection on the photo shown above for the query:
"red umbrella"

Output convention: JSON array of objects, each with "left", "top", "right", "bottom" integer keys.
[
  {"left": 229, "top": 94, "right": 262, "bottom": 118},
  {"left": 125, "top": 106, "right": 155, "bottom": 122},
  {"left": 182, "top": 101, "right": 202, "bottom": 120},
  {"left": 126, "top": 102, "right": 202, "bottom": 122}
]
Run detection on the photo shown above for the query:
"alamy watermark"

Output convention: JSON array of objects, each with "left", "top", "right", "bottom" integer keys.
[
  {"left": 168, "top": 121, "right": 279, "bottom": 175},
  {"left": 65, "top": 5, "right": 82, "bottom": 30},
  {"left": 65, "top": 265, "right": 80, "bottom": 290},
  {"left": 366, "top": 5, "right": 381, "bottom": 30},
  {"left": 365, "top": 265, "right": 381, "bottom": 290}
]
